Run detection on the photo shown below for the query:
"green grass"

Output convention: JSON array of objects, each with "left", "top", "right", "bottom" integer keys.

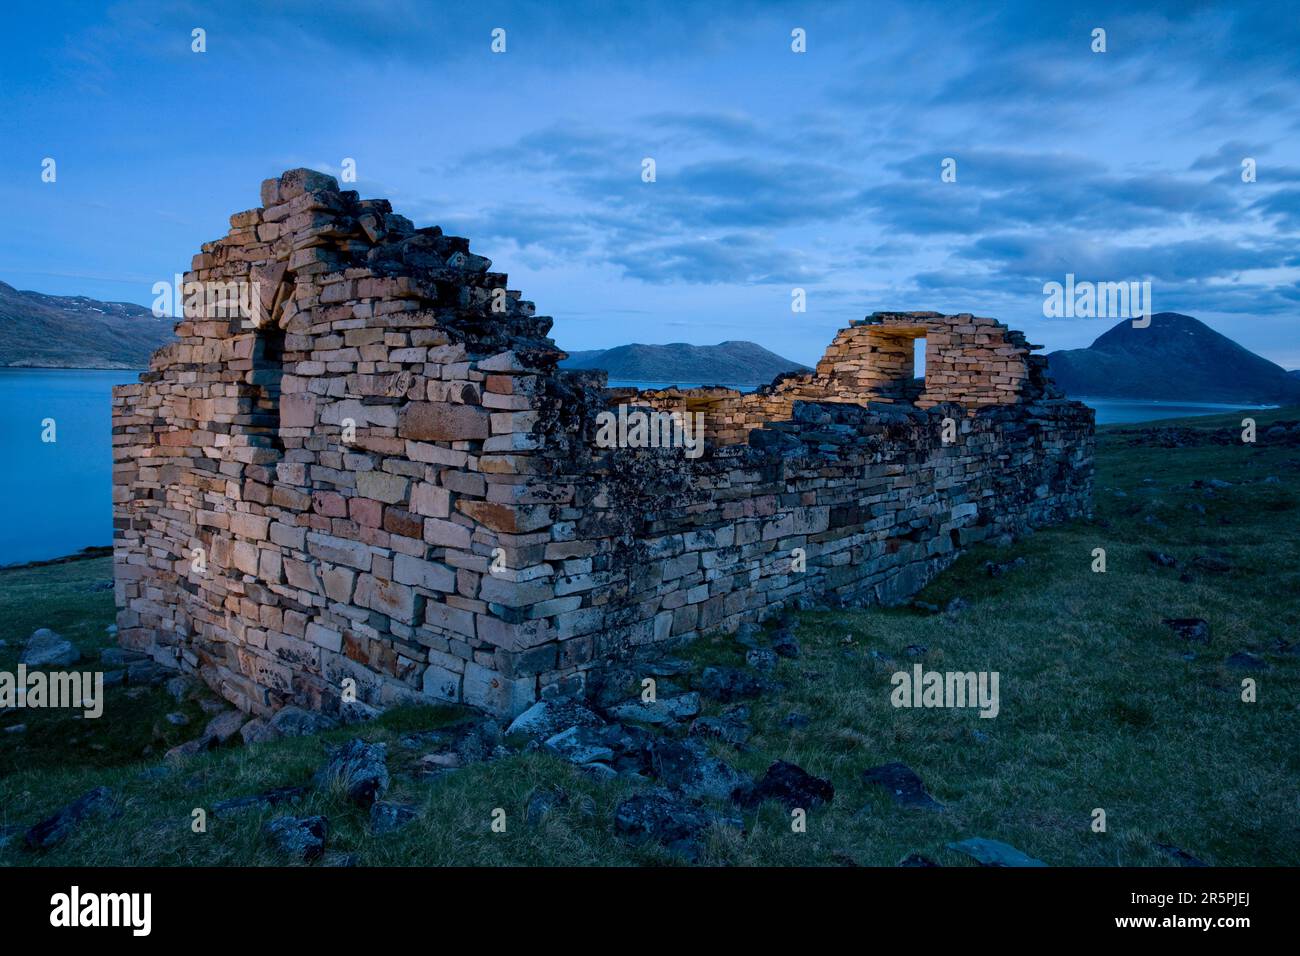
[{"left": 2, "top": 407, "right": 1297, "bottom": 866}]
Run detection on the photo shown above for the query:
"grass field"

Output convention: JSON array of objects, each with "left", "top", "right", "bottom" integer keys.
[{"left": 1, "top": 407, "right": 1297, "bottom": 866}]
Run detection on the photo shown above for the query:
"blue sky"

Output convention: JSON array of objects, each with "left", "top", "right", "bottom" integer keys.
[{"left": 1, "top": 0, "right": 1297, "bottom": 367}]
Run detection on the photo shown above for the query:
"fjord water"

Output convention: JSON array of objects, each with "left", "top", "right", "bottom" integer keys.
[
  {"left": 0, "top": 368, "right": 139, "bottom": 565},
  {"left": 0, "top": 369, "right": 1276, "bottom": 565}
]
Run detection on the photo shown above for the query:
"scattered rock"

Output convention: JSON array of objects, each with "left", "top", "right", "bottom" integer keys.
[
  {"left": 1147, "top": 551, "right": 1178, "bottom": 568},
  {"left": 204, "top": 709, "right": 248, "bottom": 744},
  {"left": 240, "top": 718, "right": 279, "bottom": 745},
  {"left": 525, "top": 785, "right": 569, "bottom": 825},
  {"left": 1154, "top": 842, "right": 1207, "bottom": 867},
  {"left": 735, "top": 622, "right": 764, "bottom": 649},
  {"left": 164, "top": 712, "right": 189, "bottom": 726},
  {"left": 904, "top": 644, "right": 927, "bottom": 658},
  {"left": 314, "top": 739, "right": 389, "bottom": 807},
  {"left": 983, "top": 557, "right": 1025, "bottom": 577},
  {"left": 771, "top": 630, "right": 801, "bottom": 658},
  {"left": 197, "top": 698, "right": 227, "bottom": 716},
  {"left": 1224, "top": 651, "right": 1269, "bottom": 671},
  {"left": 614, "top": 787, "right": 741, "bottom": 862},
  {"left": 339, "top": 699, "right": 380, "bottom": 724},
  {"left": 945, "top": 597, "right": 972, "bottom": 614},
  {"left": 1191, "top": 552, "right": 1232, "bottom": 574},
  {"left": 270, "top": 706, "right": 339, "bottom": 738},
  {"left": 781, "top": 712, "right": 811, "bottom": 729},
  {"left": 544, "top": 726, "right": 615, "bottom": 766},
  {"left": 20, "top": 629, "right": 79, "bottom": 668},
  {"left": 697, "top": 666, "right": 764, "bottom": 702},
  {"left": 164, "top": 676, "right": 194, "bottom": 702},
  {"left": 0, "top": 824, "right": 24, "bottom": 849},
  {"left": 898, "top": 852, "right": 940, "bottom": 867},
  {"left": 1162, "top": 618, "right": 1211, "bottom": 643},
  {"left": 745, "top": 648, "right": 778, "bottom": 672},
  {"left": 689, "top": 705, "right": 752, "bottom": 748},
  {"left": 212, "top": 786, "right": 306, "bottom": 818},
  {"left": 651, "top": 738, "right": 752, "bottom": 802},
  {"left": 948, "top": 837, "right": 1046, "bottom": 867},
  {"left": 99, "top": 647, "right": 146, "bottom": 667},
  {"left": 263, "top": 815, "right": 327, "bottom": 863},
  {"left": 321, "top": 851, "right": 358, "bottom": 867},
  {"left": 419, "top": 751, "right": 463, "bottom": 770},
  {"left": 25, "top": 786, "right": 115, "bottom": 849},
  {"left": 910, "top": 600, "right": 940, "bottom": 615},
  {"left": 5, "top": 723, "right": 27, "bottom": 734},
  {"left": 741, "top": 760, "right": 834, "bottom": 810},
  {"left": 862, "top": 762, "right": 943, "bottom": 810},
  {"left": 608, "top": 693, "right": 700, "bottom": 727},
  {"left": 506, "top": 698, "right": 604, "bottom": 740},
  {"left": 370, "top": 801, "right": 418, "bottom": 835}
]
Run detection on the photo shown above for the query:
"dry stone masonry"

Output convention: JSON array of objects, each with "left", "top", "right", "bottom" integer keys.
[{"left": 112, "top": 169, "right": 1094, "bottom": 721}]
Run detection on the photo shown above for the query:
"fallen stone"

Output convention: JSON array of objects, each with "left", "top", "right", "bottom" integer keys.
[
  {"left": 213, "top": 786, "right": 306, "bottom": 818},
  {"left": 25, "top": 786, "right": 115, "bottom": 849},
  {"left": 945, "top": 597, "right": 972, "bottom": 614},
  {"left": 771, "top": 630, "right": 801, "bottom": 658},
  {"left": 339, "top": 699, "right": 380, "bottom": 724},
  {"left": 370, "top": 801, "right": 418, "bottom": 835},
  {"left": 651, "top": 738, "right": 752, "bottom": 802},
  {"left": 614, "top": 787, "right": 741, "bottom": 861},
  {"left": 1154, "top": 842, "right": 1207, "bottom": 867},
  {"left": 314, "top": 739, "right": 389, "bottom": 807},
  {"left": 506, "top": 698, "right": 604, "bottom": 740},
  {"left": 1147, "top": 551, "right": 1178, "bottom": 568},
  {"left": 165, "top": 712, "right": 189, "bottom": 726},
  {"left": 741, "top": 760, "right": 834, "bottom": 810},
  {"left": 1192, "top": 552, "right": 1232, "bottom": 574},
  {"left": 948, "top": 837, "right": 1046, "bottom": 867},
  {"left": 1162, "top": 618, "right": 1211, "bottom": 643},
  {"left": 898, "top": 852, "right": 940, "bottom": 867},
  {"left": 4, "top": 723, "right": 26, "bottom": 734},
  {"left": 165, "top": 676, "right": 194, "bottom": 702},
  {"left": 697, "top": 666, "right": 764, "bottom": 702},
  {"left": 100, "top": 647, "right": 147, "bottom": 667},
  {"left": 735, "top": 622, "right": 764, "bottom": 649},
  {"left": 745, "top": 648, "right": 778, "bottom": 672},
  {"left": 270, "top": 706, "right": 339, "bottom": 737},
  {"left": 263, "top": 815, "right": 327, "bottom": 863},
  {"left": 608, "top": 692, "right": 700, "bottom": 727},
  {"left": 544, "top": 725, "right": 614, "bottom": 765},
  {"left": 862, "top": 762, "right": 943, "bottom": 810},
  {"left": 689, "top": 705, "right": 752, "bottom": 748},
  {"left": 240, "top": 718, "right": 280, "bottom": 745},
  {"left": 525, "top": 785, "right": 568, "bottom": 825},
  {"left": 20, "top": 629, "right": 79, "bottom": 668},
  {"left": 204, "top": 709, "right": 248, "bottom": 744},
  {"left": 1224, "top": 651, "right": 1269, "bottom": 671},
  {"left": 983, "top": 557, "right": 1025, "bottom": 577}
]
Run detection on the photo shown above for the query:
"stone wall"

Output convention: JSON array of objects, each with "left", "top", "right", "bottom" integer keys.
[{"left": 113, "top": 169, "right": 1094, "bottom": 720}]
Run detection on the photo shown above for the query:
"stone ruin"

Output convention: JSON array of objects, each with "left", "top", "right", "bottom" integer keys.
[{"left": 112, "top": 168, "right": 1094, "bottom": 720}]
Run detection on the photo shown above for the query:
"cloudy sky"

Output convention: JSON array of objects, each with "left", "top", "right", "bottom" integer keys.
[{"left": 1, "top": 0, "right": 1297, "bottom": 367}]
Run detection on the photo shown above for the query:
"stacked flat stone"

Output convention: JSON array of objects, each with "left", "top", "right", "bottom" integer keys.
[{"left": 113, "top": 170, "right": 1094, "bottom": 721}]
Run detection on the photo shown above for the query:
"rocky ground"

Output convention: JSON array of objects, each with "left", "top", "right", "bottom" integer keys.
[{"left": 1, "top": 406, "right": 1297, "bottom": 866}]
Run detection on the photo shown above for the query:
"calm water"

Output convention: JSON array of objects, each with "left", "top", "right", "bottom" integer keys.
[
  {"left": 0, "top": 368, "right": 140, "bottom": 566},
  {"left": 0, "top": 370, "right": 1276, "bottom": 565}
]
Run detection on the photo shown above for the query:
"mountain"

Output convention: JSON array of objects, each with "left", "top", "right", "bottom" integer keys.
[
  {"left": 560, "top": 340, "right": 810, "bottom": 384},
  {"left": 0, "top": 280, "right": 174, "bottom": 369},
  {"left": 1046, "top": 312, "right": 1300, "bottom": 404}
]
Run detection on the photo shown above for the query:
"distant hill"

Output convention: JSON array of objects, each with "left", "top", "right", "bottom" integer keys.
[
  {"left": 0, "top": 281, "right": 173, "bottom": 369},
  {"left": 1047, "top": 313, "right": 1300, "bottom": 404},
  {"left": 560, "top": 340, "right": 809, "bottom": 384}
]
